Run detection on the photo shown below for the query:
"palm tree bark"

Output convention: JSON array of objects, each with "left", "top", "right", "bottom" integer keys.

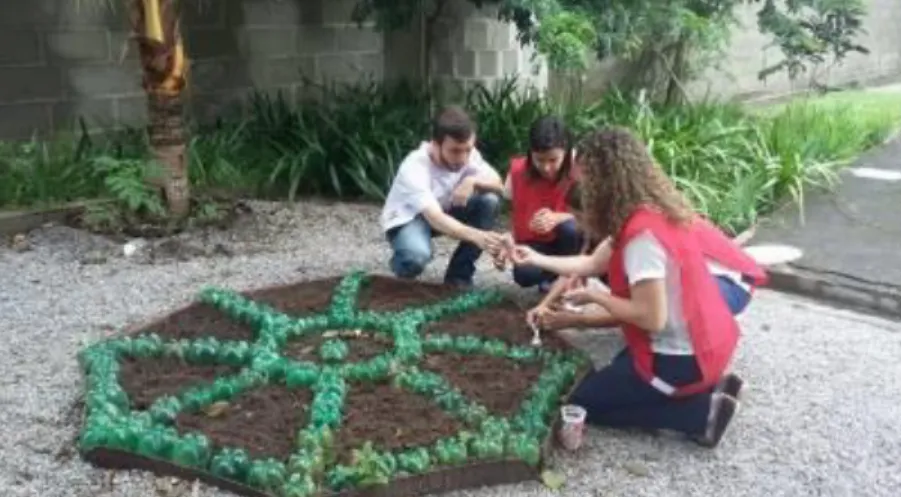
[{"left": 131, "top": 0, "right": 190, "bottom": 218}]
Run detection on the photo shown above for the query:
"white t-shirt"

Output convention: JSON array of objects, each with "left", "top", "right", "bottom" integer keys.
[
  {"left": 380, "top": 142, "right": 500, "bottom": 232},
  {"left": 624, "top": 230, "right": 748, "bottom": 355}
]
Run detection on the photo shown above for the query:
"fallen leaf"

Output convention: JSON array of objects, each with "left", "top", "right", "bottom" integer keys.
[
  {"left": 540, "top": 469, "right": 566, "bottom": 490},
  {"left": 623, "top": 461, "right": 650, "bottom": 477},
  {"left": 203, "top": 401, "right": 230, "bottom": 418}
]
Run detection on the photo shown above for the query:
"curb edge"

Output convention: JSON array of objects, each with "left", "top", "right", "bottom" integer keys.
[
  {"left": 0, "top": 199, "right": 113, "bottom": 237},
  {"left": 764, "top": 264, "right": 901, "bottom": 319},
  {"left": 734, "top": 222, "right": 901, "bottom": 318}
]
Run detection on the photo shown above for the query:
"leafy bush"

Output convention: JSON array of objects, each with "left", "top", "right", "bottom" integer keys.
[{"left": 2, "top": 78, "right": 900, "bottom": 235}]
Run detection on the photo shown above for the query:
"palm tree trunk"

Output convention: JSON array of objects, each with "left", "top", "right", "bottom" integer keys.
[{"left": 132, "top": 0, "right": 190, "bottom": 218}]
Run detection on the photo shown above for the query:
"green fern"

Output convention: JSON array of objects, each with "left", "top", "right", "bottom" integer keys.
[{"left": 89, "top": 156, "right": 166, "bottom": 217}]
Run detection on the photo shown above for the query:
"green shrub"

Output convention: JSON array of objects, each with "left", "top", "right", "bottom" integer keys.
[{"left": 2, "top": 78, "right": 899, "bottom": 235}]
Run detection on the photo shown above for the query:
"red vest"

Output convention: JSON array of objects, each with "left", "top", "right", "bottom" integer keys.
[
  {"left": 509, "top": 156, "right": 575, "bottom": 243},
  {"left": 607, "top": 206, "right": 768, "bottom": 397}
]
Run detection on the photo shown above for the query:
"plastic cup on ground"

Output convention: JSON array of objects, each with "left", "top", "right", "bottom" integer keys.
[{"left": 559, "top": 404, "right": 587, "bottom": 451}]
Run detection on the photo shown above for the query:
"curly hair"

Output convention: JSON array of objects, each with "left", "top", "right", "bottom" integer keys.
[{"left": 576, "top": 126, "right": 694, "bottom": 240}]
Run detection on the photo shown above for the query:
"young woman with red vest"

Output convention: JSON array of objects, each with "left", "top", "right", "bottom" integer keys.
[
  {"left": 497, "top": 115, "right": 583, "bottom": 293},
  {"left": 510, "top": 126, "right": 767, "bottom": 448}
]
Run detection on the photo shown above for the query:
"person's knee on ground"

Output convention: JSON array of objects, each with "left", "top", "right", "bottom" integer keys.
[
  {"left": 391, "top": 248, "right": 430, "bottom": 279},
  {"left": 554, "top": 218, "right": 582, "bottom": 254},
  {"left": 513, "top": 264, "right": 546, "bottom": 288},
  {"left": 464, "top": 192, "right": 501, "bottom": 229}
]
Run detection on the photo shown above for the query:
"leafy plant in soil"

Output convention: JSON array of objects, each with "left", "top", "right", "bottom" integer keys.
[
  {"left": 76, "top": 272, "right": 589, "bottom": 497},
  {"left": 68, "top": 154, "right": 243, "bottom": 239}
]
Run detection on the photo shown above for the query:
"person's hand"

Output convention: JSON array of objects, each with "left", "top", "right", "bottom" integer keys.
[
  {"left": 563, "top": 287, "right": 600, "bottom": 307},
  {"left": 529, "top": 208, "right": 563, "bottom": 234},
  {"left": 492, "top": 247, "right": 508, "bottom": 271},
  {"left": 526, "top": 304, "right": 549, "bottom": 329},
  {"left": 451, "top": 177, "right": 476, "bottom": 207},
  {"left": 492, "top": 233, "right": 516, "bottom": 270},
  {"left": 509, "top": 245, "right": 541, "bottom": 267},
  {"left": 560, "top": 274, "right": 586, "bottom": 293},
  {"left": 538, "top": 309, "right": 580, "bottom": 331},
  {"left": 473, "top": 230, "right": 505, "bottom": 253}
]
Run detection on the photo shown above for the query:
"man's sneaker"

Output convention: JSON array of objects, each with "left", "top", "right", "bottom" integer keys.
[
  {"left": 693, "top": 393, "right": 739, "bottom": 449},
  {"left": 717, "top": 373, "right": 745, "bottom": 400}
]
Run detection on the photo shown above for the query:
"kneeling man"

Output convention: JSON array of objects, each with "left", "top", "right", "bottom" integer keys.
[{"left": 380, "top": 106, "right": 505, "bottom": 287}]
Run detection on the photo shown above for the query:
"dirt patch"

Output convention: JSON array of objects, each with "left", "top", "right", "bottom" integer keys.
[
  {"left": 175, "top": 385, "right": 313, "bottom": 461},
  {"left": 334, "top": 380, "right": 464, "bottom": 464},
  {"left": 356, "top": 275, "right": 464, "bottom": 312},
  {"left": 422, "top": 352, "right": 543, "bottom": 416},
  {"left": 245, "top": 277, "right": 342, "bottom": 316},
  {"left": 133, "top": 303, "right": 256, "bottom": 342},
  {"left": 65, "top": 196, "right": 249, "bottom": 242},
  {"left": 422, "top": 300, "right": 570, "bottom": 350},
  {"left": 131, "top": 277, "right": 343, "bottom": 341},
  {"left": 118, "top": 356, "right": 240, "bottom": 410},
  {"left": 284, "top": 329, "right": 393, "bottom": 363}
]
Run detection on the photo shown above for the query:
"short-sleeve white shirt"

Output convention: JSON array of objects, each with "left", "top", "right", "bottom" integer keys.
[
  {"left": 624, "top": 230, "right": 748, "bottom": 355},
  {"left": 380, "top": 142, "right": 499, "bottom": 232}
]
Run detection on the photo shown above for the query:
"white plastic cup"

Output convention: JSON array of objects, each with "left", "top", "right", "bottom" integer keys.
[{"left": 559, "top": 404, "right": 587, "bottom": 451}]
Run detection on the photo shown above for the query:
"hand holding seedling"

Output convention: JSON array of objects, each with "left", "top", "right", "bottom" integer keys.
[{"left": 508, "top": 245, "right": 540, "bottom": 267}]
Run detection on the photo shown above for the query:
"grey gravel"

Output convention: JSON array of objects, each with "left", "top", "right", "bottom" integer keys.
[{"left": 1, "top": 199, "right": 900, "bottom": 497}]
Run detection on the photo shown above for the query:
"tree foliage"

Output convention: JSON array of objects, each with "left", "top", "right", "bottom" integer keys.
[{"left": 351, "top": 0, "right": 870, "bottom": 97}]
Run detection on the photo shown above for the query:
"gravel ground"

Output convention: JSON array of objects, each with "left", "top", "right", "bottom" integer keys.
[{"left": 1, "top": 200, "right": 899, "bottom": 497}]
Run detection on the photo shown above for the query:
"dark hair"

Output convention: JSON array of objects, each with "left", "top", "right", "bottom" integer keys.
[
  {"left": 526, "top": 115, "right": 572, "bottom": 182},
  {"left": 431, "top": 106, "right": 476, "bottom": 143}
]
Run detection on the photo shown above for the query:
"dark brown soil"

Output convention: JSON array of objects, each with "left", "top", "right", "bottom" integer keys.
[
  {"left": 175, "top": 386, "right": 313, "bottom": 461},
  {"left": 119, "top": 356, "right": 240, "bottom": 410},
  {"left": 244, "top": 277, "right": 342, "bottom": 316},
  {"left": 284, "top": 330, "right": 393, "bottom": 363},
  {"left": 334, "top": 381, "right": 464, "bottom": 464},
  {"left": 422, "top": 352, "right": 543, "bottom": 416},
  {"left": 356, "top": 275, "right": 464, "bottom": 311},
  {"left": 130, "top": 277, "right": 342, "bottom": 342},
  {"left": 67, "top": 196, "right": 248, "bottom": 242},
  {"left": 422, "top": 300, "right": 570, "bottom": 350},
  {"left": 133, "top": 303, "right": 256, "bottom": 342}
]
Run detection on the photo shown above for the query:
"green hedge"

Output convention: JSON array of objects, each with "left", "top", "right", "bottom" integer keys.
[{"left": 2, "top": 77, "right": 899, "bottom": 234}]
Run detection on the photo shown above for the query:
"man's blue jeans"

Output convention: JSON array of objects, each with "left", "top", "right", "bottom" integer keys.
[
  {"left": 512, "top": 219, "right": 582, "bottom": 288},
  {"left": 568, "top": 275, "right": 752, "bottom": 436},
  {"left": 385, "top": 192, "right": 500, "bottom": 286}
]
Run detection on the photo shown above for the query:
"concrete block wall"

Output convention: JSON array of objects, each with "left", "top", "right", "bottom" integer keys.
[
  {"left": 688, "top": 0, "right": 901, "bottom": 101},
  {"left": 549, "top": 0, "right": 901, "bottom": 102},
  {"left": 2, "top": 0, "right": 898, "bottom": 141},
  {"left": 429, "top": 1, "right": 548, "bottom": 94},
  {"left": 0, "top": 0, "right": 384, "bottom": 139}
]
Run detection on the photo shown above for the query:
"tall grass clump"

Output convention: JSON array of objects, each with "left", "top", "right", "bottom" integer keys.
[
  {"left": 219, "top": 79, "right": 434, "bottom": 201},
  {"left": 3, "top": 77, "right": 900, "bottom": 235}
]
